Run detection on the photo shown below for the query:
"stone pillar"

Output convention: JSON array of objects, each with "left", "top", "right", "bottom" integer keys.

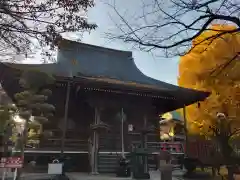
[
  {"left": 158, "top": 151, "right": 172, "bottom": 180},
  {"left": 90, "top": 107, "right": 101, "bottom": 175}
]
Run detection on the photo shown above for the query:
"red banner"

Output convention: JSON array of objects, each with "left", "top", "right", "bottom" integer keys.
[{"left": 0, "top": 157, "right": 23, "bottom": 168}]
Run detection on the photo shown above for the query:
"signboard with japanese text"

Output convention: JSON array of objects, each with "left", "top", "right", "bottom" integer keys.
[{"left": 0, "top": 157, "right": 23, "bottom": 168}]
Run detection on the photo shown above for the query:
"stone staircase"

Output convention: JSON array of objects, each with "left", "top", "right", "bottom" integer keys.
[{"left": 97, "top": 153, "right": 120, "bottom": 173}]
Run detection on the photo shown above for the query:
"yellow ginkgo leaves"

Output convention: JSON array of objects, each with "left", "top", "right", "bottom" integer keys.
[{"left": 178, "top": 24, "right": 240, "bottom": 135}]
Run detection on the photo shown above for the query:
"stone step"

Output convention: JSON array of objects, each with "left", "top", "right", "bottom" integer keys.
[{"left": 98, "top": 154, "right": 120, "bottom": 173}]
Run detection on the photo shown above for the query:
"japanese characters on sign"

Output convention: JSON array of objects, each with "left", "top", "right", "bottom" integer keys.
[{"left": 0, "top": 157, "right": 23, "bottom": 168}]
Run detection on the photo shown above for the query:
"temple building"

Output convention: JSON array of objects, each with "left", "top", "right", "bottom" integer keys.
[{"left": 0, "top": 39, "right": 209, "bottom": 173}]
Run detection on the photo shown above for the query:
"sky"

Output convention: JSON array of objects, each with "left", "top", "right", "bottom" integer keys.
[
  {"left": 70, "top": 0, "right": 179, "bottom": 85},
  {"left": 24, "top": 0, "right": 180, "bottom": 85}
]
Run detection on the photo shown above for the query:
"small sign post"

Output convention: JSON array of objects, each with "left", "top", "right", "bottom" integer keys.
[
  {"left": 0, "top": 157, "right": 24, "bottom": 180},
  {"left": 0, "top": 157, "right": 24, "bottom": 168},
  {"left": 4, "top": 157, "right": 24, "bottom": 168}
]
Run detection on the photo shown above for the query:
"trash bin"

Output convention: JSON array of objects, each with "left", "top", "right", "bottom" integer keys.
[{"left": 131, "top": 148, "right": 150, "bottom": 179}]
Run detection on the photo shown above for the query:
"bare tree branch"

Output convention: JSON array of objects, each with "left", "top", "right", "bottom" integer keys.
[
  {"left": 0, "top": 0, "right": 97, "bottom": 62},
  {"left": 106, "top": 0, "right": 240, "bottom": 57}
]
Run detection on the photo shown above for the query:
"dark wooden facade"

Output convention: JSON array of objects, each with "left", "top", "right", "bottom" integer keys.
[{"left": 0, "top": 39, "right": 209, "bottom": 173}]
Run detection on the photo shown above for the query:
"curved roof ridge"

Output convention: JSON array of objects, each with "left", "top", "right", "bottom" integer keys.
[
  {"left": 130, "top": 58, "right": 181, "bottom": 90},
  {"left": 58, "top": 38, "right": 132, "bottom": 56},
  {"left": 1, "top": 62, "right": 59, "bottom": 75}
]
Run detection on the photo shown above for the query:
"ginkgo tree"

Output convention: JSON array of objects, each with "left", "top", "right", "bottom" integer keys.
[
  {"left": 178, "top": 24, "right": 240, "bottom": 180},
  {"left": 178, "top": 24, "right": 240, "bottom": 135}
]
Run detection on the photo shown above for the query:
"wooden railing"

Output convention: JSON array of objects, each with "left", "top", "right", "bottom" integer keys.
[
  {"left": 38, "top": 138, "right": 88, "bottom": 151},
  {"left": 99, "top": 134, "right": 121, "bottom": 151},
  {"left": 1, "top": 130, "right": 183, "bottom": 153},
  {"left": 131, "top": 141, "right": 184, "bottom": 154}
]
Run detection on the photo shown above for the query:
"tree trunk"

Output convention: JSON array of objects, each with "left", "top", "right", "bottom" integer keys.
[
  {"left": 16, "top": 120, "right": 28, "bottom": 180},
  {"left": 3, "top": 125, "right": 11, "bottom": 156},
  {"left": 2, "top": 125, "right": 11, "bottom": 180},
  {"left": 218, "top": 137, "right": 235, "bottom": 180}
]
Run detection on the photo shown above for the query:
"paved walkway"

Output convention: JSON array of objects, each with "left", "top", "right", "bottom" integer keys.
[
  {"left": 66, "top": 170, "right": 185, "bottom": 180},
  {"left": 3, "top": 170, "right": 214, "bottom": 180},
  {"left": 0, "top": 173, "right": 55, "bottom": 180}
]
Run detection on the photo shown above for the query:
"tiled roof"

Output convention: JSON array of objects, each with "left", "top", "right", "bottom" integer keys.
[{"left": 0, "top": 39, "right": 210, "bottom": 110}]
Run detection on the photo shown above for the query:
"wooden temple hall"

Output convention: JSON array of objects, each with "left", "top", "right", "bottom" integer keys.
[{"left": 0, "top": 39, "right": 209, "bottom": 173}]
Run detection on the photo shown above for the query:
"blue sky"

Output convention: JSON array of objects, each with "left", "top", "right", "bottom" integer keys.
[
  {"left": 80, "top": 0, "right": 179, "bottom": 85},
  {"left": 24, "top": 0, "right": 179, "bottom": 85}
]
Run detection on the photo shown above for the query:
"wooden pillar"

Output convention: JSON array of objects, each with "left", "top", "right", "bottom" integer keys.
[
  {"left": 143, "top": 114, "right": 148, "bottom": 148},
  {"left": 121, "top": 108, "right": 125, "bottom": 158},
  {"left": 143, "top": 114, "right": 148, "bottom": 173},
  {"left": 61, "top": 81, "right": 71, "bottom": 155},
  {"left": 91, "top": 107, "right": 101, "bottom": 175},
  {"left": 183, "top": 105, "right": 188, "bottom": 155}
]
